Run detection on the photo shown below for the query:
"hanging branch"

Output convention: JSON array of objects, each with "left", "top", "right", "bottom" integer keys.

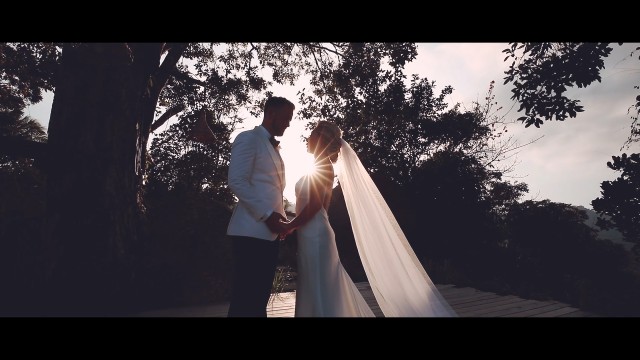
[
  {"left": 171, "top": 68, "right": 207, "bottom": 87},
  {"left": 302, "top": 42, "right": 346, "bottom": 58},
  {"left": 188, "top": 108, "right": 216, "bottom": 144},
  {"left": 150, "top": 104, "right": 186, "bottom": 133}
]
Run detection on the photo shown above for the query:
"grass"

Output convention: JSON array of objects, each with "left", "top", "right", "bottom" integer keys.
[{"left": 268, "top": 266, "right": 295, "bottom": 308}]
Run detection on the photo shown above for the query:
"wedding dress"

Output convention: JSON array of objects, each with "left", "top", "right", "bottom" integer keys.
[{"left": 294, "top": 173, "right": 376, "bottom": 317}]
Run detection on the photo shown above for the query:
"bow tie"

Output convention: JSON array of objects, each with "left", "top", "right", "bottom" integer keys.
[{"left": 269, "top": 136, "right": 280, "bottom": 148}]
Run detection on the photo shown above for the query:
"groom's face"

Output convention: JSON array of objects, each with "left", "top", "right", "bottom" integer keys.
[{"left": 273, "top": 106, "right": 294, "bottom": 137}]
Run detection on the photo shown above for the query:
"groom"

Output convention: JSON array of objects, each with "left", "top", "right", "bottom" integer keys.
[{"left": 226, "top": 96, "right": 294, "bottom": 317}]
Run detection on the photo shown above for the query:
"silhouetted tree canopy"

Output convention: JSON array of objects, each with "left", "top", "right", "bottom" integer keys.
[
  {"left": 147, "top": 110, "right": 233, "bottom": 205},
  {"left": 502, "top": 199, "right": 634, "bottom": 314},
  {"left": 503, "top": 43, "right": 614, "bottom": 128},
  {"left": 592, "top": 153, "right": 640, "bottom": 247},
  {"left": 503, "top": 42, "right": 640, "bottom": 148},
  {"left": 0, "top": 43, "right": 60, "bottom": 112}
]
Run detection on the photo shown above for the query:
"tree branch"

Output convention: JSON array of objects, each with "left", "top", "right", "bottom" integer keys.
[
  {"left": 152, "top": 43, "right": 189, "bottom": 95},
  {"left": 188, "top": 109, "right": 216, "bottom": 144},
  {"left": 302, "top": 42, "right": 345, "bottom": 58},
  {"left": 150, "top": 104, "right": 186, "bottom": 133},
  {"left": 142, "top": 43, "right": 188, "bottom": 132},
  {"left": 310, "top": 48, "right": 328, "bottom": 91},
  {"left": 172, "top": 68, "right": 207, "bottom": 87}
]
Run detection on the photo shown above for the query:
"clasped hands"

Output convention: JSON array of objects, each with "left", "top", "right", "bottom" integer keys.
[{"left": 265, "top": 212, "right": 296, "bottom": 241}]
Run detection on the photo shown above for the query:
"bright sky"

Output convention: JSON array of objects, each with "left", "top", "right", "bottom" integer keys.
[{"left": 26, "top": 43, "right": 640, "bottom": 209}]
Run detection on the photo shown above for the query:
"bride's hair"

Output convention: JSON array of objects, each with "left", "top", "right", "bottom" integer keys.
[{"left": 312, "top": 121, "right": 343, "bottom": 163}]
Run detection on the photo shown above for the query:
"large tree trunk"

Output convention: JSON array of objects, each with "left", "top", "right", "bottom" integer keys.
[{"left": 44, "top": 43, "right": 162, "bottom": 315}]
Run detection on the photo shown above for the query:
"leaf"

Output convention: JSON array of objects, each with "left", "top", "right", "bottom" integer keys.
[{"left": 535, "top": 118, "right": 543, "bottom": 127}]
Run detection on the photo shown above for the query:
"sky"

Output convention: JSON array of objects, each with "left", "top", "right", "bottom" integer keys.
[{"left": 26, "top": 43, "right": 640, "bottom": 209}]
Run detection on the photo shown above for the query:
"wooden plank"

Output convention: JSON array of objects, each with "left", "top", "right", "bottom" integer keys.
[
  {"left": 456, "top": 296, "right": 531, "bottom": 314},
  {"left": 472, "top": 299, "right": 556, "bottom": 317},
  {"left": 448, "top": 293, "right": 504, "bottom": 306},
  {"left": 502, "top": 302, "right": 569, "bottom": 317},
  {"left": 558, "top": 310, "right": 598, "bottom": 317},
  {"left": 267, "top": 297, "right": 296, "bottom": 313},
  {"left": 442, "top": 291, "right": 491, "bottom": 303},
  {"left": 461, "top": 298, "right": 541, "bottom": 317},
  {"left": 454, "top": 296, "right": 526, "bottom": 313},
  {"left": 530, "top": 306, "right": 582, "bottom": 317},
  {"left": 453, "top": 295, "right": 523, "bottom": 310}
]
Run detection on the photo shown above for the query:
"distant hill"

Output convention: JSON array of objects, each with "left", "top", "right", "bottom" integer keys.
[{"left": 576, "top": 206, "right": 634, "bottom": 251}]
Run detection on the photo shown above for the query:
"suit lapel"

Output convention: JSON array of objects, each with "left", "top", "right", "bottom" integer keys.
[{"left": 256, "top": 127, "right": 285, "bottom": 190}]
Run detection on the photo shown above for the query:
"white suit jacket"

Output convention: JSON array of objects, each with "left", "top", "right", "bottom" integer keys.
[{"left": 226, "top": 126, "right": 286, "bottom": 241}]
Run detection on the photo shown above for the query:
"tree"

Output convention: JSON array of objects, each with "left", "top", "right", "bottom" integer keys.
[
  {"left": 592, "top": 153, "right": 640, "bottom": 247},
  {"left": 503, "top": 43, "right": 615, "bottom": 128},
  {"left": 625, "top": 46, "right": 640, "bottom": 148},
  {"left": 0, "top": 43, "right": 59, "bottom": 112}
]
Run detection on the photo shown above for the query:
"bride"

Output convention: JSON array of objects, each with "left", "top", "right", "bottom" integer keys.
[{"left": 283, "top": 121, "right": 457, "bottom": 317}]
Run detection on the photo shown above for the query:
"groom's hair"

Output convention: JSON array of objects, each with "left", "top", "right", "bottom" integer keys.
[{"left": 264, "top": 96, "right": 295, "bottom": 114}]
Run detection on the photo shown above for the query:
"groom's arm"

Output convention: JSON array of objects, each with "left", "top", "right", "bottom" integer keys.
[{"left": 227, "top": 131, "right": 273, "bottom": 221}]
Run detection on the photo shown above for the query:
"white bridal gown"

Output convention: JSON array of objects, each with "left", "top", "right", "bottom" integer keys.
[{"left": 294, "top": 174, "right": 376, "bottom": 317}]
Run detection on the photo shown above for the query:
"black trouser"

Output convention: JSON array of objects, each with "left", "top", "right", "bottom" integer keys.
[{"left": 227, "top": 235, "right": 280, "bottom": 317}]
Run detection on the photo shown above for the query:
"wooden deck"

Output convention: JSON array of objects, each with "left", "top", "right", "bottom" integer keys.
[{"left": 138, "top": 282, "right": 600, "bottom": 317}]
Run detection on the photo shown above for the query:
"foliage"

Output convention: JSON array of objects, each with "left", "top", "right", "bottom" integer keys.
[
  {"left": 503, "top": 42, "right": 640, "bottom": 149},
  {"left": 503, "top": 42, "right": 614, "bottom": 128},
  {"left": 0, "top": 110, "right": 47, "bottom": 220},
  {"left": 0, "top": 109, "right": 48, "bottom": 314},
  {"left": 624, "top": 46, "right": 640, "bottom": 148},
  {"left": 502, "top": 200, "right": 637, "bottom": 315},
  {"left": 592, "top": 153, "right": 640, "bottom": 247},
  {"left": 155, "top": 43, "right": 352, "bottom": 134},
  {"left": 405, "top": 151, "right": 521, "bottom": 279},
  {"left": 140, "top": 181, "right": 233, "bottom": 308},
  {"left": 147, "top": 109, "right": 234, "bottom": 205},
  {"left": 0, "top": 43, "right": 60, "bottom": 112},
  {"left": 298, "top": 43, "right": 444, "bottom": 185}
]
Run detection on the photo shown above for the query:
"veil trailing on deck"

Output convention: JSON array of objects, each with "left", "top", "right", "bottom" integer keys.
[{"left": 335, "top": 139, "right": 457, "bottom": 317}]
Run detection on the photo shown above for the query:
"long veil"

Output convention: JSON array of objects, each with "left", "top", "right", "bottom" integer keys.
[{"left": 335, "top": 139, "right": 457, "bottom": 317}]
